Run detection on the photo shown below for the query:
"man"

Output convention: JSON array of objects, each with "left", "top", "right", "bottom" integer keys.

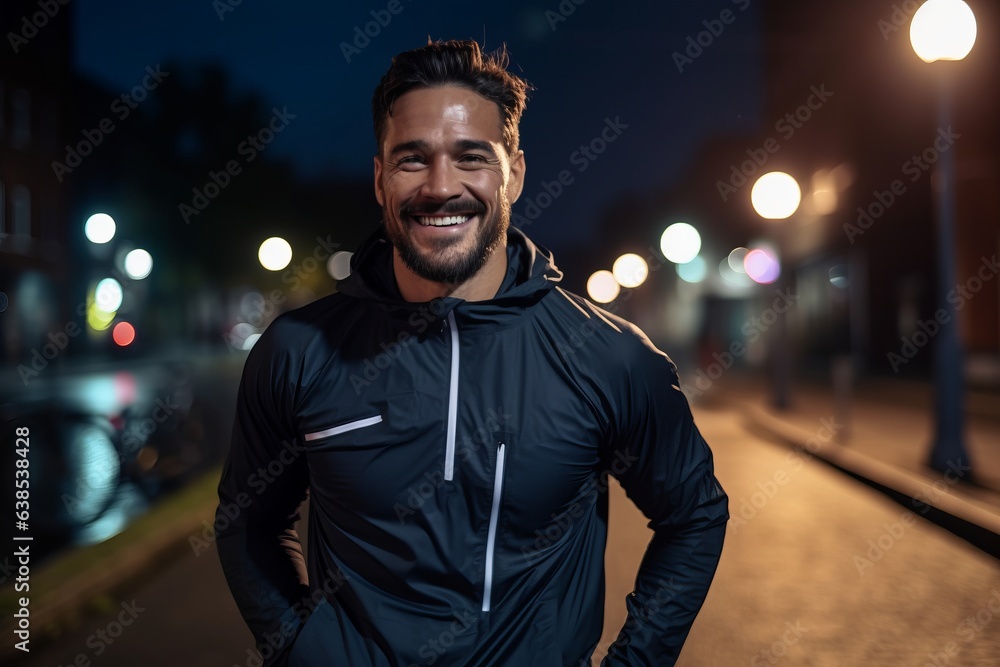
[{"left": 217, "top": 39, "right": 728, "bottom": 667}]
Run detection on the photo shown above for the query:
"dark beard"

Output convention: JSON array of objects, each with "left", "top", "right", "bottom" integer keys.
[{"left": 384, "top": 199, "right": 509, "bottom": 286}]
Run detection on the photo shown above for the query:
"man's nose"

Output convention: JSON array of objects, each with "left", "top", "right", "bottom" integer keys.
[{"left": 419, "top": 156, "right": 463, "bottom": 200}]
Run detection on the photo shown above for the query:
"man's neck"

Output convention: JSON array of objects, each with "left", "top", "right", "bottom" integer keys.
[{"left": 393, "top": 244, "right": 508, "bottom": 303}]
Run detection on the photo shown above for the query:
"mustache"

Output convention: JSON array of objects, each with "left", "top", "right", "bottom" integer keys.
[{"left": 400, "top": 201, "right": 486, "bottom": 217}]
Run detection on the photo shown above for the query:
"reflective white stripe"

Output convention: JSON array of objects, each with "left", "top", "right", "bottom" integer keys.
[
  {"left": 482, "top": 442, "right": 506, "bottom": 613},
  {"left": 444, "top": 311, "right": 459, "bottom": 481},
  {"left": 303, "top": 415, "right": 382, "bottom": 441}
]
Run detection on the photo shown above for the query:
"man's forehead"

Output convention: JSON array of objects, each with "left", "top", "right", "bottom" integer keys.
[{"left": 387, "top": 85, "right": 504, "bottom": 141}]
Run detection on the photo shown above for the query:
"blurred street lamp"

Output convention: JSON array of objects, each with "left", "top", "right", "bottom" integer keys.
[
  {"left": 660, "top": 222, "right": 702, "bottom": 264},
  {"left": 751, "top": 172, "right": 800, "bottom": 409},
  {"left": 910, "top": 0, "right": 976, "bottom": 475},
  {"left": 84, "top": 213, "right": 116, "bottom": 244},
  {"left": 123, "top": 249, "right": 153, "bottom": 280},
  {"left": 612, "top": 253, "right": 649, "bottom": 288},
  {"left": 587, "top": 270, "right": 620, "bottom": 304},
  {"left": 258, "top": 237, "right": 292, "bottom": 271}
]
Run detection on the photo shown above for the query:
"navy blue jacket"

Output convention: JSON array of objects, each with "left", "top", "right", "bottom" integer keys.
[{"left": 216, "top": 225, "right": 728, "bottom": 666}]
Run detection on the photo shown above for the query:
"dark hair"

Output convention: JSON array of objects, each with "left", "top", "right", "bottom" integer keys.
[{"left": 372, "top": 39, "right": 531, "bottom": 156}]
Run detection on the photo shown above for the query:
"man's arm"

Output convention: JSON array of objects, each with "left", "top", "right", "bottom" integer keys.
[
  {"left": 216, "top": 327, "right": 311, "bottom": 667},
  {"left": 601, "top": 341, "right": 728, "bottom": 666}
]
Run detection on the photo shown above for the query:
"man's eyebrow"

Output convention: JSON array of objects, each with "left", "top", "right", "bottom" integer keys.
[
  {"left": 388, "top": 139, "right": 499, "bottom": 156},
  {"left": 388, "top": 140, "right": 429, "bottom": 156}
]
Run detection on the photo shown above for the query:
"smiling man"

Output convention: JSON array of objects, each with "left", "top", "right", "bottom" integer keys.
[{"left": 217, "top": 39, "right": 728, "bottom": 667}]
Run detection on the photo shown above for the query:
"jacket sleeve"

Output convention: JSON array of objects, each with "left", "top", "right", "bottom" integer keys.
[
  {"left": 216, "top": 324, "right": 311, "bottom": 667},
  {"left": 601, "top": 337, "right": 728, "bottom": 666}
]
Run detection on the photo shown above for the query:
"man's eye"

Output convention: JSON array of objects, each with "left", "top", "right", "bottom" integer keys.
[
  {"left": 398, "top": 156, "right": 423, "bottom": 165},
  {"left": 460, "top": 154, "right": 487, "bottom": 163}
]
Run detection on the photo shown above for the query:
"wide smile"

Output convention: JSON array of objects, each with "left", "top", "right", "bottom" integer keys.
[{"left": 407, "top": 213, "right": 479, "bottom": 230}]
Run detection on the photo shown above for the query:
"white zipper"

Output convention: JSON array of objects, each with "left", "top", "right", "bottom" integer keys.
[
  {"left": 303, "top": 414, "right": 382, "bottom": 441},
  {"left": 482, "top": 442, "right": 506, "bottom": 612},
  {"left": 444, "top": 310, "right": 459, "bottom": 481}
]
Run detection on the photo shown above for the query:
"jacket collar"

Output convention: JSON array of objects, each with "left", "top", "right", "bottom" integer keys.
[{"left": 337, "top": 224, "right": 563, "bottom": 331}]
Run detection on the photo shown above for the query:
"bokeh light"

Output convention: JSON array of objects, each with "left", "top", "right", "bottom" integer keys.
[
  {"left": 327, "top": 251, "right": 353, "bottom": 280},
  {"left": 86, "top": 302, "right": 115, "bottom": 331},
  {"left": 258, "top": 237, "right": 293, "bottom": 271},
  {"left": 727, "top": 247, "right": 749, "bottom": 273},
  {"left": 113, "top": 322, "right": 136, "bottom": 346},
  {"left": 660, "top": 223, "right": 702, "bottom": 264},
  {"left": 676, "top": 256, "right": 708, "bottom": 284},
  {"left": 94, "top": 278, "right": 124, "bottom": 313},
  {"left": 612, "top": 253, "right": 649, "bottom": 288},
  {"left": 587, "top": 270, "right": 620, "bottom": 303},
  {"left": 744, "top": 248, "right": 782, "bottom": 284},
  {"left": 910, "top": 0, "right": 977, "bottom": 63},
  {"left": 124, "top": 249, "right": 153, "bottom": 280},
  {"left": 84, "top": 213, "right": 116, "bottom": 244},
  {"left": 751, "top": 172, "right": 801, "bottom": 220}
]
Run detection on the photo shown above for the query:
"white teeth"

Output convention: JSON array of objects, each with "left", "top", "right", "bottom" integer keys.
[{"left": 415, "top": 215, "right": 472, "bottom": 227}]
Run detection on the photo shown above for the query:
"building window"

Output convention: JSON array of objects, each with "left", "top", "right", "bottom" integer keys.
[
  {"left": 12, "top": 185, "right": 30, "bottom": 237},
  {"left": 12, "top": 88, "right": 30, "bottom": 149}
]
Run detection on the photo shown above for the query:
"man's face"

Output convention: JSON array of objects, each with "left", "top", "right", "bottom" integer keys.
[{"left": 374, "top": 85, "right": 525, "bottom": 286}]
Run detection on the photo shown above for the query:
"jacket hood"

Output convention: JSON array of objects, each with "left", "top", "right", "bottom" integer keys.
[{"left": 337, "top": 224, "right": 563, "bottom": 330}]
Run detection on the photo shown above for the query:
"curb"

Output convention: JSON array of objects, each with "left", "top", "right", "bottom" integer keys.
[{"left": 739, "top": 400, "right": 1000, "bottom": 542}]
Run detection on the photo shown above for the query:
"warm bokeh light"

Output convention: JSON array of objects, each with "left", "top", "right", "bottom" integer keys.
[
  {"left": 660, "top": 223, "right": 702, "bottom": 264},
  {"left": 676, "top": 256, "right": 708, "bottom": 284},
  {"left": 94, "top": 278, "right": 124, "bottom": 313},
  {"left": 587, "top": 270, "right": 621, "bottom": 303},
  {"left": 124, "top": 249, "right": 153, "bottom": 279},
  {"left": 727, "top": 247, "right": 749, "bottom": 274},
  {"left": 85, "top": 213, "right": 116, "bottom": 244},
  {"left": 612, "top": 253, "right": 649, "bottom": 288},
  {"left": 751, "top": 172, "right": 801, "bottom": 219},
  {"left": 744, "top": 248, "right": 782, "bottom": 284},
  {"left": 808, "top": 169, "right": 839, "bottom": 216},
  {"left": 328, "top": 251, "right": 353, "bottom": 280},
  {"left": 113, "top": 322, "right": 136, "bottom": 346},
  {"left": 258, "top": 237, "right": 293, "bottom": 271},
  {"left": 910, "top": 0, "right": 976, "bottom": 63}
]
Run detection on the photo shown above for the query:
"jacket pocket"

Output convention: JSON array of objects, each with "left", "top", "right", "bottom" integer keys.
[
  {"left": 303, "top": 414, "right": 382, "bottom": 443},
  {"left": 287, "top": 597, "right": 391, "bottom": 667}
]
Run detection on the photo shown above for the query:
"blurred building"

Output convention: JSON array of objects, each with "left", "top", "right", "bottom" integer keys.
[
  {"left": 0, "top": 1, "right": 74, "bottom": 367},
  {"left": 588, "top": 0, "right": 999, "bottom": 384}
]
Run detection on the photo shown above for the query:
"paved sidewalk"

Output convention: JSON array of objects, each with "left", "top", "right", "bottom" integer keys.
[{"left": 710, "top": 373, "right": 1000, "bottom": 553}]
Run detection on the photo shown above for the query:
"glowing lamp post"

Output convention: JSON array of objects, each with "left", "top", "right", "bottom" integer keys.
[
  {"left": 910, "top": 0, "right": 976, "bottom": 475},
  {"left": 751, "top": 172, "right": 800, "bottom": 409}
]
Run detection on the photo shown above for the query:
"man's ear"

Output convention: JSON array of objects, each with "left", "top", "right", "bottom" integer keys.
[
  {"left": 373, "top": 154, "right": 385, "bottom": 207},
  {"left": 507, "top": 149, "right": 526, "bottom": 204}
]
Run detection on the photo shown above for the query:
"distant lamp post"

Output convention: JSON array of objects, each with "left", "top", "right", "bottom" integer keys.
[
  {"left": 910, "top": 0, "right": 976, "bottom": 475},
  {"left": 751, "top": 172, "right": 800, "bottom": 409}
]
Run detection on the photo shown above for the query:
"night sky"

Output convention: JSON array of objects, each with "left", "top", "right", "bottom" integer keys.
[{"left": 74, "top": 0, "right": 762, "bottom": 252}]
